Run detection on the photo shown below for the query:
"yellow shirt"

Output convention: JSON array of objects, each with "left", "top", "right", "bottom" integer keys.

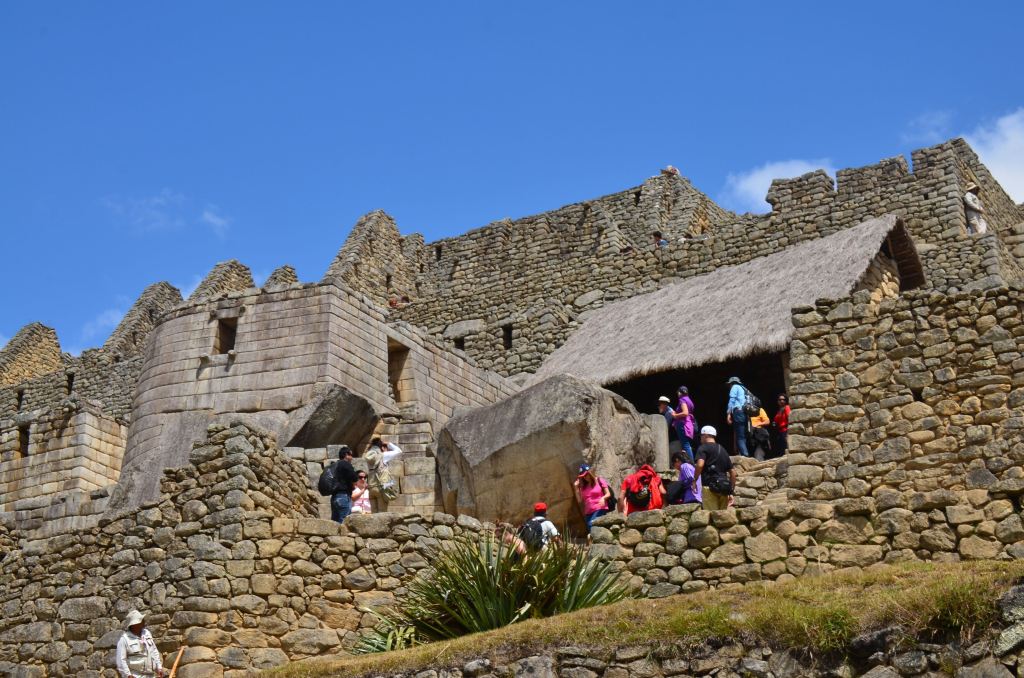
[{"left": 750, "top": 408, "right": 770, "bottom": 428}]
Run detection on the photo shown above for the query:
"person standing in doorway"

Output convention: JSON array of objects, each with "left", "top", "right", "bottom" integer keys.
[
  {"left": 773, "top": 393, "right": 791, "bottom": 458},
  {"left": 726, "top": 376, "right": 750, "bottom": 457},
  {"left": 673, "top": 386, "right": 696, "bottom": 461}
]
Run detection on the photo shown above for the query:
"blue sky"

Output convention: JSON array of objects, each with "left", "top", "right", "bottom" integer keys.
[{"left": 2, "top": 2, "right": 1023, "bottom": 354}]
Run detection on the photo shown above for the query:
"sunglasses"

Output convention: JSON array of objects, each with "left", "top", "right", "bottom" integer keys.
[{"left": 358, "top": 475, "right": 367, "bottom": 479}]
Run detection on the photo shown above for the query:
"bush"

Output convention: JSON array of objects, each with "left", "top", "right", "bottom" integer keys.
[{"left": 355, "top": 533, "right": 631, "bottom": 652}]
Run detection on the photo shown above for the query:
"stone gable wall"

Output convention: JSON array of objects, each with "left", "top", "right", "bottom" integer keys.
[{"left": 0, "top": 323, "right": 63, "bottom": 387}]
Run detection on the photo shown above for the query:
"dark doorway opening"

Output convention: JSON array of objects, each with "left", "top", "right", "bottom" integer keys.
[
  {"left": 607, "top": 350, "right": 788, "bottom": 455},
  {"left": 388, "top": 340, "right": 414, "bottom": 404}
]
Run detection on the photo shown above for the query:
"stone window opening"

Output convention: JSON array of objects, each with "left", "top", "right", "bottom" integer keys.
[
  {"left": 454, "top": 337, "right": 465, "bottom": 351},
  {"left": 385, "top": 273, "right": 392, "bottom": 290},
  {"left": 633, "top": 190, "right": 642, "bottom": 206},
  {"left": 502, "top": 324, "right": 513, "bottom": 350},
  {"left": 16, "top": 389, "right": 25, "bottom": 411},
  {"left": 387, "top": 339, "right": 414, "bottom": 404},
  {"left": 147, "top": 308, "right": 156, "bottom": 323},
  {"left": 214, "top": 317, "right": 238, "bottom": 355},
  {"left": 17, "top": 425, "right": 29, "bottom": 458},
  {"left": 909, "top": 386, "right": 925, "bottom": 403},
  {"left": 435, "top": 245, "right": 443, "bottom": 261},
  {"left": 66, "top": 372, "right": 75, "bottom": 395}
]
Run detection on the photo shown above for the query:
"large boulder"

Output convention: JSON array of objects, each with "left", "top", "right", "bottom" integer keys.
[{"left": 436, "top": 374, "right": 655, "bottom": 531}]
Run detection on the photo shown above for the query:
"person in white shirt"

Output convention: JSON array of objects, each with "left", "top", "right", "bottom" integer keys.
[
  {"left": 351, "top": 471, "right": 372, "bottom": 513},
  {"left": 364, "top": 437, "right": 403, "bottom": 502},
  {"left": 115, "top": 610, "right": 165, "bottom": 678},
  {"left": 964, "top": 183, "right": 989, "bottom": 234}
]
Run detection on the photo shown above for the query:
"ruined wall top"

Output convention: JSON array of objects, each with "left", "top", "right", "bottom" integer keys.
[
  {"left": 0, "top": 322, "right": 63, "bottom": 387},
  {"left": 187, "top": 259, "right": 255, "bottom": 302}
]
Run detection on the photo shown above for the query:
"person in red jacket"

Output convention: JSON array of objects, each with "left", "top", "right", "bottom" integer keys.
[
  {"left": 620, "top": 464, "right": 664, "bottom": 515},
  {"left": 772, "top": 393, "right": 790, "bottom": 458}
]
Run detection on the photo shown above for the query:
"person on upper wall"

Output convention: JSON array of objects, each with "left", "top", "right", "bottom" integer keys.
[
  {"left": 725, "top": 376, "right": 751, "bottom": 457},
  {"left": 773, "top": 394, "right": 790, "bottom": 458},
  {"left": 964, "top": 183, "right": 989, "bottom": 235}
]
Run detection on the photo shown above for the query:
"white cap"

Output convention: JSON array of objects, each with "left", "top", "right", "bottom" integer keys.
[
  {"left": 125, "top": 610, "right": 144, "bottom": 627},
  {"left": 700, "top": 425, "right": 717, "bottom": 437},
  {"left": 658, "top": 396, "right": 671, "bottom": 403}
]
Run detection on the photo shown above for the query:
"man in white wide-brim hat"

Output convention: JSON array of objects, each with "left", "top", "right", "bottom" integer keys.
[
  {"left": 964, "top": 183, "right": 989, "bottom": 235},
  {"left": 115, "top": 609, "right": 166, "bottom": 677}
]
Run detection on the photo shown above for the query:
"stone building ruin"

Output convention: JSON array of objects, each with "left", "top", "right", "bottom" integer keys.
[{"left": 1, "top": 136, "right": 1024, "bottom": 675}]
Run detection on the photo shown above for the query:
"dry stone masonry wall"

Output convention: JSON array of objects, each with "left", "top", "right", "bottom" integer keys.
[
  {"left": 0, "top": 422, "right": 488, "bottom": 677},
  {"left": 321, "top": 139, "right": 1024, "bottom": 378}
]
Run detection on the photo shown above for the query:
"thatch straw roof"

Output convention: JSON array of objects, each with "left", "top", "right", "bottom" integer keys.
[{"left": 536, "top": 214, "right": 923, "bottom": 385}]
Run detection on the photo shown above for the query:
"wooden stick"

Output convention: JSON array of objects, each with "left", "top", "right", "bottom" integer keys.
[{"left": 167, "top": 646, "right": 185, "bottom": 678}]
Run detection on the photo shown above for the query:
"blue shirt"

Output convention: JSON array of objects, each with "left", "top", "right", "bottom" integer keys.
[
  {"left": 661, "top": 405, "right": 676, "bottom": 428},
  {"left": 727, "top": 384, "right": 745, "bottom": 413}
]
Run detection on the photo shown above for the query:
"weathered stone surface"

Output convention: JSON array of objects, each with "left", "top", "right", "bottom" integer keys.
[{"left": 436, "top": 375, "right": 654, "bottom": 530}]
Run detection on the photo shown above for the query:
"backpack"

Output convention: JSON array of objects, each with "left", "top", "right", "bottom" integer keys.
[
  {"left": 518, "top": 518, "right": 546, "bottom": 550},
  {"left": 703, "top": 444, "right": 734, "bottom": 496},
  {"left": 601, "top": 479, "right": 618, "bottom": 512},
  {"left": 317, "top": 461, "right": 342, "bottom": 496},
  {"left": 625, "top": 477, "right": 652, "bottom": 509},
  {"left": 742, "top": 386, "right": 762, "bottom": 417}
]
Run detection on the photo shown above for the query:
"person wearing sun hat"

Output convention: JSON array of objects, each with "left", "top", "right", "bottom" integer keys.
[
  {"left": 573, "top": 463, "right": 613, "bottom": 532},
  {"left": 115, "top": 609, "right": 166, "bottom": 677},
  {"left": 964, "top": 182, "right": 988, "bottom": 234}
]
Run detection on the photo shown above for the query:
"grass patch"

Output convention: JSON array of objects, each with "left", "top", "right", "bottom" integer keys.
[{"left": 264, "top": 560, "right": 1024, "bottom": 678}]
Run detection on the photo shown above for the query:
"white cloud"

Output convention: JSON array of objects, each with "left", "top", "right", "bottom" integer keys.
[
  {"left": 200, "top": 206, "right": 231, "bottom": 238},
  {"left": 102, "top": 190, "right": 234, "bottom": 238},
  {"left": 902, "top": 110, "right": 953, "bottom": 145},
  {"left": 102, "top": 188, "right": 187, "bottom": 233},
  {"left": 81, "top": 307, "right": 125, "bottom": 341},
  {"left": 966, "top": 107, "right": 1024, "bottom": 203},
  {"left": 719, "top": 159, "right": 835, "bottom": 213}
]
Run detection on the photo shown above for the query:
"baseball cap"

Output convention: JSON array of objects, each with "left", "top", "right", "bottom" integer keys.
[
  {"left": 534, "top": 502, "right": 547, "bottom": 512},
  {"left": 700, "top": 425, "right": 717, "bottom": 437},
  {"left": 658, "top": 396, "right": 671, "bottom": 403},
  {"left": 578, "top": 463, "right": 591, "bottom": 477}
]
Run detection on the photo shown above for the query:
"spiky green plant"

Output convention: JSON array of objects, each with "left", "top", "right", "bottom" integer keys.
[{"left": 357, "top": 533, "right": 630, "bottom": 651}]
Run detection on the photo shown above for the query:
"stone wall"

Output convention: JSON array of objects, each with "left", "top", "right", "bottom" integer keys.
[
  {"left": 0, "top": 422, "right": 487, "bottom": 677},
  {"left": 117, "top": 281, "right": 513, "bottom": 510},
  {"left": 358, "top": 635, "right": 1024, "bottom": 678},
  {"left": 187, "top": 260, "right": 256, "bottom": 303},
  {"left": 0, "top": 323, "right": 63, "bottom": 386},
  {"left": 321, "top": 139, "right": 1024, "bottom": 378}
]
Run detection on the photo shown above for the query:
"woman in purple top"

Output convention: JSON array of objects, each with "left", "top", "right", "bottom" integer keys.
[
  {"left": 673, "top": 386, "right": 697, "bottom": 461},
  {"left": 671, "top": 452, "right": 702, "bottom": 504}
]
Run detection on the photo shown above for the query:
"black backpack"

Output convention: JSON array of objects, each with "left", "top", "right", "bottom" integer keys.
[
  {"left": 317, "top": 461, "right": 342, "bottom": 496},
  {"left": 742, "top": 386, "right": 762, "bottom": 417},
  {"left": 625, "top": 477, "right": 652, "bottom": 509},
  {"left": 518, "top": 519, "right": 546, "bottom": 550},
  {"left": 704, "top": 445, "right": 734, "bottom": 496}
]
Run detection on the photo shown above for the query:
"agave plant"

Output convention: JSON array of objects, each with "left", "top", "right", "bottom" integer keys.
[{"left": 356, "top": 532, "right": 630, "bottom": 652}]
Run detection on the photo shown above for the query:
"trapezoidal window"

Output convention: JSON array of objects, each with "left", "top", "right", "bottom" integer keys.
[
  {"left": 66, "top": 372, "right": 75, "bottom": 395},
  {"left": 214, "top": 317, "right": 238, "bottom": 354},
  {"left": 454, "top": 337, "right": 465, "bottom": 351},
  {"left": 387, "top": 340, "right": 414, "bottom": 403},
  {"left": 502, "top": 324, "right": 513, "bottom": 350},
  {"left": 16, "top": 389, "right": 25, "bottom": 411}
]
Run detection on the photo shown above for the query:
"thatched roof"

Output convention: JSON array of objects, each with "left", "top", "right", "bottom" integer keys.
[{"left": 536, "top": 214, "right": 923, "bottom": 385}]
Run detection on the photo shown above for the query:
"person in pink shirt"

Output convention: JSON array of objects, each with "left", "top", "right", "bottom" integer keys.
[
  {"left": 350, "top": 471, "right": 372, "bottom": 514},
  {"left": 573, "top": 463, "right": 612, "bottom": 532}
]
